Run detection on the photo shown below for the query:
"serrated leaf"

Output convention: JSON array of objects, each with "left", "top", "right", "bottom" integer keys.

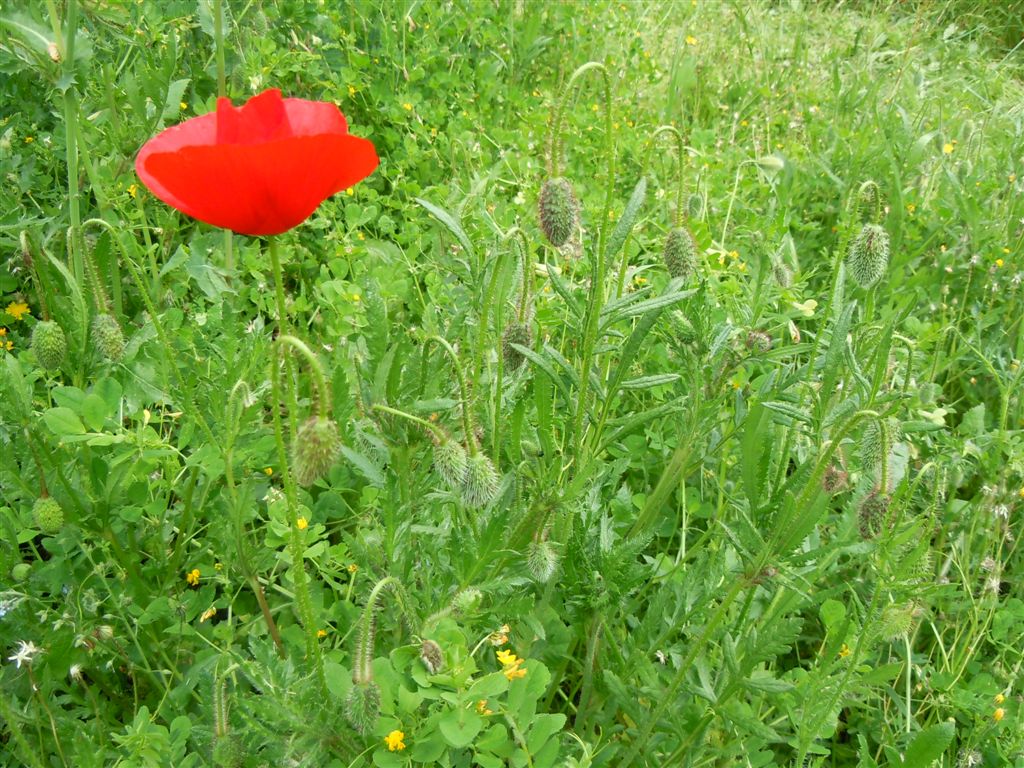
[
  {"left": 416, "top": 197, "right": 475, "bottom": 261},
  {"left": 603, "top": 176, "right": 646, "bottom": 261}
]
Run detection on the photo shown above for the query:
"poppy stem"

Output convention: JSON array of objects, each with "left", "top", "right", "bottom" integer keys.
[
  {"left": 427, "top": 334, "right": 477, "bottom": 456},
  {"left": 212, "top": 0, "right": 234, "bottom": 279},
  {"left": 267, "top": 235, "right": 327, "bottom": 694},
  {"left": 276, "top": 334, "right": 331, "bottom": 422}
]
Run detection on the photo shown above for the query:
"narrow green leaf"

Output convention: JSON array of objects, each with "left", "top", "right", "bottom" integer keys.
[{"left": 415, "top": 197, "right": 475, "bottom": 261}]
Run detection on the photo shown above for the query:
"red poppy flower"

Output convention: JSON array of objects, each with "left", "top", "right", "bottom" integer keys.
[{"left": 135, "top": 88, "right": 378, "bottom": 236}]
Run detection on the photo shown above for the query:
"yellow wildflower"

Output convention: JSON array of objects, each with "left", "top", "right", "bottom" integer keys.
[
  {"left": 180, "top": 101, "right": 188, "bottom": 110},
  {"left": 186, "top": 568, "right": 200, "bottom": 587},
  {"left": 263, "top": 467, "right": 273, "bottom": 476},
  {"left": 317, "top": 629, "right": 328, "bottom": 638},
  {"left": 402, "top": 102, "right": 413, "bottom": 111},
  {"left": 476, "top": 699, "right": 494, "bottom": 715},
  {"left": 24, "top": 136, "right": 34, "bottom": 144},
  {"left": 488, "top": 624, "right": 510, "bottom": 646},
  {"left": 496, "top": 649, "right": 518, "bottom": 666},
  {"left": 346, "top": 187, "right": 354, "bottom": 196},
  {"left": 503, "top": 663, "right": 527, "bottom": 681},
  {"left": 994, "top": 708, "right": 1005, "bottom": 722},
  {"left": 1009, "top": 173, "right": 1017, "bottom": 183},
  {"left": 838, "top": 643, "right": 851, "bottom": 658},
  {"left": 3, "top": 340, "right": 13, "bottom": 352},
  {"left": 906, "top": 203, "right": 916, "bottom": 213},
  {"left": 995, "top": 693, "right": 1006, "bottom": 705},
  {"left": 5, "top": 302, "right": 30, "bottom": 321},
  {"left": 128, "top": 183, "right": 138, "bottom": 199},
  {"left": 0, "top": 327, "right": 5, "bottom": 335},
  {"left": 296, "top": 517, "right": 308, "bottom": 530},
  {"left": 942, "top": 143, "right": 954, "bottom": 155},
  {"left": 200, "top": 606, "right": 217, "bottom": 622},
  {"left": 685, "top": 35, "right": 697, "bottom": 46},
  {"left": 348, "top": 85, "right": 356, "bottom": 97},
  {"left": 996, "top": 259, "right": 1004, "bottom": 268},
  {"left": 1003, "top": 247, "right": 1011, "bottom": 254},
  {"left": 384, "top": 730, "right": 406, "bottom": 751},
  {"left": 347, "top": 563, "right": 359, "bottom": 574},
  {"left": 792, "top": 299, "right": 817, "bottom": 317}
]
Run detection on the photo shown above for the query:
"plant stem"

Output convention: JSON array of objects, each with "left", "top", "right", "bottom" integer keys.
[
  {"left": 371, "top": 404, "right": 446, "bottom": 442},
  {"left": 277, "top": 335, "right": 331, "bottom": 420},
  {"left": 213, "top": 0, "right": 234, "bottom": 278},
  {"left": 429, "top": 334, "right": 477, "bottom": 455}
]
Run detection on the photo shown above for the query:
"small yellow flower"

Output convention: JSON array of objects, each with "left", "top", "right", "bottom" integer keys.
[
  {"left": 740, "top": 119, "right": 749, "bottom": 127},
  {"left": 3, "top": 340, "right": 12, "bottom": 351},
  {"left": 1018, "top": 487, "right": 1024, "bottom": 499},
  {"left": 186, "top": 568, "right": 200, "bottom": 587},
  {"left": 996, "top": 258, "right": 1004, "bottom": 268},
  {"left": 5, "top": 302, "right": 30, "bottom": 321},
  {"left": 792, "top": 299, "right": 818, "bottom": 317},
  {"left": 24, "top": 136, "right": 34, "bottom": 144},
  {"left": 347, "top": 563, "right": 359, "bottom": 574},
  {"left": 263, "top": 467, "right": 273, "bottom": 476},
  {"left": 402, "top": 102, "right": 413, "bottom": 111},
  {"left": 317, "top": 629, "right": 328, "bottom": 638},
  {"left": 345, "top": 187, "right": 354, "bottom": 196},
  {"left": 737, "top": 262, "right": 747, "bottom": 272},
  {"left": 503, "top": 663, "right": 527, "bottom": 681},
  {"left": 995, "top": 693, "right": 1006, "bottom": 704},
  {"left": 200, "top": 606, "right": 217, "bottom": 622},
  {"left": 993, "top": 707, "right": 1005, "bottom": 722},
  {"left": 214, "top": 562, "right": 223, "bottom": 571},
  {"left": 476, "top": 699, "right": 494, "bottom": 715},
  {"left": 180, "top": 101, "right": 188, "bottom": 110},
  {"left": 496, "top": 649, "right": 518, "bottom": 666},
  {"left": 488, "top": 624, "right": 510, "bottom": 646},
  {"left": 384, "top": 730, "right": 406, "bottom": 751},
  {"left": 1009, "top": 173, "right": 1017, "bottom": 183},
  {"left": 685, "top": 35, "right": 698, "bottom": 46},
  {"left": 906, "top": 203, "right": 916, "bottom": 214},
  {"left": 0, "top": 327, "right": 5, "bottom": 336},
  {"left": 348, "top": 85, "right": 356, "bottom": 97},
  {"left": 296, "top": 517, "right": 309, "bottom": 530},
  {"left": 357, "top": 231, "right": 365, "bottom": 241},
  {"left": 128, "top": 183, "right": 138, "bottom": 199},
  {"left": 1003, "top": 247, "right": 1011, "bottom": 254},
  {"left": 838, "top": 643, "right": 851, "bottom": 658},
  {"left": 942, "top": 143, "right": 954, "bottom": 155}
]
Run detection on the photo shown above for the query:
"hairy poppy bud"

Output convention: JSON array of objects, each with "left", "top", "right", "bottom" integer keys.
[
  {"left": 460, "top": 453, "right": 499, "bottom": 509},
  {"left": 292, "top": 416, "right": 341, "bottom": 486},
  {"left": 345, "top": 682, "right": 381, "bottom": 736},
  {"left": 858, "top": 490, "right": 889, "bottom": 539},
  {"left": 433, "top": 439, "right": 467, "bottom": 490},
  {"left": 861, "top": 417, "right": 901, "bottom": 479},
  {"left": 745, "top": 330, "right": 772, "bottom": 354},
  {"left": 879, "top": 602, "right": 918, "bottom": 640},
  {"left": 33, "top": 497, "right": 64, "bottom": 534},
  {"left": 855, "top": 181, "right": 881, "bottom": 223},
  {"left": 538, "top": 177, "right": 578, "bottom": 247},
  {"left": 772, "top": 260, "right": 793, "bottom": 288},
  {"left": 822, "top": 464, "right": 849, "bottom": 494},
  {"left": 212, "top": 735, "right": 245, "bottom": 768},
  {"left": 527, "top": 539, "right": 559, "bottom": 583},
  {"left": 452, "top": 587, "right": 482, "bottom": 615},
  {"left": 91, "top": 314, "right": 125, "bottom": 362},
  {"left": 662, "top": 227, "right": 698, "bottom": 280},
  {"left": 847, "top": 223, "right": 890, "bottom": 288},
  {"left": 420, "top": 639, "right": 444, "bottom": 674},
  {"left": 32, "top": 320, "right": 66, "bottom": 370},
  {"left": 502, "top": 322, "right": 532, "bottom": 372}
]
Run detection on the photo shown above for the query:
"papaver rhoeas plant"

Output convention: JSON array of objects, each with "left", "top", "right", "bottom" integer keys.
[{"left": 135, "top": 88, "right": 378, "bottom": 236}]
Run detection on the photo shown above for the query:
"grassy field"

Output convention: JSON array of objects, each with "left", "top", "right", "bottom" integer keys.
[{"left": 1, "top": 1, "right": 1023, "bottom": 766}]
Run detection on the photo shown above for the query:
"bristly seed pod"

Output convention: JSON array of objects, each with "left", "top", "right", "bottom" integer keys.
[
  {"left": 345, "top": 682, "right": 381, "bottom": 736},
  {"left": 420, "top": 639, "right": 444, "bottom": 674},
  {"left": 662, "top": 227, "right": 699, "bottom": 281},
  {"left": 33, "top": 497, "right": 64, "bottom": 534},
  {"left": 460, "top": 453, "right": 500, "bottom": 509},
  {"left": 452, "top": 587, "right": 482, "bottom": 615},
  {"left": 31, "top": 320, "right": 67, "bottom": 371},
  {"left": 538, "top": 177, "right": 578, "bottom": 247},
  {"left": 91, "top": 314, "right": 125, "bottom": 362},
  {"left": 847, "top": 223, "right": 890, "bottom": 288},
  {"left": 433, "top": 438, "right": 468, "bottom": 490},
  {"left": 292, "top": 416, "right": 341, "bottom": 486},
  {"left": 502, "top": 322, "right": 532, "bottom": 372}
]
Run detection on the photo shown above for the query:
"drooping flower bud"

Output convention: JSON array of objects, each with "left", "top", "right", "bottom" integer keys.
[
  {"left": 33, "top": 497, "right": 64, "bottom": 534},
  {"left": 662, "top": 226, "right": 698, "bottom": 281},
  {"left": 31, "top": 320, "right": 66, "bottom": 371},
  {"left": 538, "top": 177, "right": 578, "bottom": 247},
  {"left": 822, "top": 465, "right": 849, "bottom": 494},
  {"left": 433, "top": 438, "right": 468, "bottom": 490},
  {"left": 292, "top": 416, "right": 341, "bottom": 486},
  {"left": 502, "top": 322, "right": 532, "bottom": 372},
  {"left": 847, "top": 223, "right": 890, "bottom": 288},
  {"left": 91, "top": 314, "right": 125, "bottom": 362},
  {"left": 460, "top": 453, "right": 499, "bottom": 509},
  {"left": 420, "top": 639, "right": 444, "bottom": 674},
  {"left": 345, "top": 682, "right": 381, "bottom": 736},
  {"left": 527, "top": 539, "right": 559, "bottom": 583},
  {"left": 858, "top": 490, "right": 890, "bottom": 539},
  {"left": 745, "top": 330, "right": 772, "bottom": 354}
]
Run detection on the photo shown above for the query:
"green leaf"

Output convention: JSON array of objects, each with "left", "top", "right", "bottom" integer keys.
[
  {"left": 81, "top": 393, "right": 108, "bottom": 432},
  {"left": 439, "top": 708, "right": 483, "bottom": 748},
  {"left": 340, "top": 445, "right": 385, "bottom": 487},
  {"left": 603, "top": 176, "right": 646, "bottom": 261},
  {"left": 416, "top": 197, "right": 475, "bottom": 261},
  {"left": 526, "top": 713, "right": 565, "bottom": 753},
  {"left": 42, "top": 406, "right": 86, "bottom": 436},
  {"left": 901, "top": 722, "right": 954, "bottom": 767},
  {"left": 820, "top": 599, "right": 846, "bottom": 631}
]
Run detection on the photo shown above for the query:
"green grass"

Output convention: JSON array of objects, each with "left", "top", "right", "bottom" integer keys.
[{"left": 0, "top": 1, "right": 1022, "bottom": 766}]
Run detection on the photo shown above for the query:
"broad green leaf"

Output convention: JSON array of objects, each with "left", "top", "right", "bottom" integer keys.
[
  {"left": 43, "top": 406, "right": 86, "bottom": 436},
  {"left": 439, "top": 708, "right": 483, "bottom": 748},
  {"left": 901, "top": 722, "right": 954, "bottom": 767}
]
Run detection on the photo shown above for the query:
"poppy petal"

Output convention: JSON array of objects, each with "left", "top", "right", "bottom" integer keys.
[
  {"left": 282, "top": 97, "right": 349, "bottom": 138},
  {"left": 135, "top": 111, "right": 219, "bottom": 213},
  {"left": 142, "top": 133, "right": 379, "bottom": 236},
  {"left": 216, "top": 88, "right": 292, "bottom": 145}
]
